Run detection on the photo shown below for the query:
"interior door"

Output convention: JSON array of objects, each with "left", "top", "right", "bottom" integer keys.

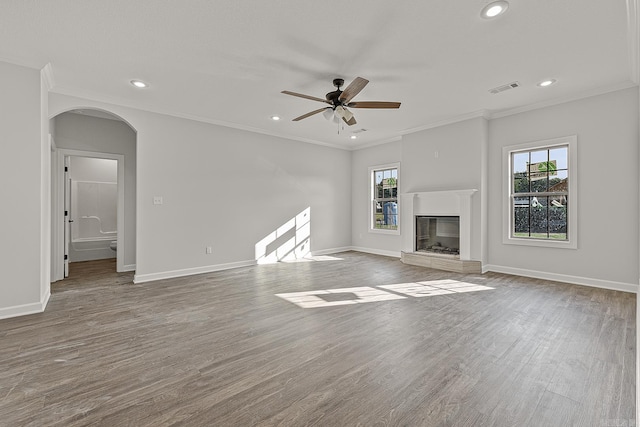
[{"left": 63, "top": 156, "right": 71, "bottom": 278}]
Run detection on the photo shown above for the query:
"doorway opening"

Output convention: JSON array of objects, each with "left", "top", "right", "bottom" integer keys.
[
  {"left": 50, "top": 109, "right": 136, "bottom": 282},
  {"left": 64, "top": 155, "right": 120, "bottom": 276}
]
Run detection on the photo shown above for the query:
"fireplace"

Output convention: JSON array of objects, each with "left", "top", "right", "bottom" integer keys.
[
  {"left": 400, "top": 189, "right": 481, "bottom": 274},
  {"left": 415, "top": 216, "right": 460, "bottom": 257}
]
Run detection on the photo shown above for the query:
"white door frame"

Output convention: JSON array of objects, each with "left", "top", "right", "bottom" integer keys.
[
  {"left": 52, "top": 149, "right": 125, "bottom": 279},
  {"left": 63, "top": 156, "right": 70, "bottom": 277}
]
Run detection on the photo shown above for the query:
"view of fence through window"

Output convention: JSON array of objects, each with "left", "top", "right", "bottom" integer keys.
[
  {"left": 373, "top": 167, "right": 398, "bottom": 230},
  {"left": 511, "top": 145, "right": 568, "bottom": 240}
]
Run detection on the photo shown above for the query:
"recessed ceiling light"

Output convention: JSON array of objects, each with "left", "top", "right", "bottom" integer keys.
[
  {"left": 271, "top": 116, "right": 281, "bottom": 121},
  {"left": 350, "top": 135, "right": 357, "bottom": 140},
  {"left": 130, "top": 80, "right": 148, "bottom": 88},
  {"left": 537, "top": 79, "right": 557, "bottom": 87},
  {"left": 481, "top": 1, "right": 509, "bottom": 19}
]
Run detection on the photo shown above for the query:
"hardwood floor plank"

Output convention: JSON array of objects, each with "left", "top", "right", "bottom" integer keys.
[
  {"left": 0, "top": 252, "right": 635, "bottom": 426},
  {"left": 526, "top": 390, "right": 582, "bottom": 427}
]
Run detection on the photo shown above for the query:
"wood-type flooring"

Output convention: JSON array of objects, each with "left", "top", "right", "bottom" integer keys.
[{"left": 0, "top": 252, "right": 635, "bottom": 426}]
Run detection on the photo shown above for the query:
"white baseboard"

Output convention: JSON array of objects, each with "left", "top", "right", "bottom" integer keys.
[
  {"left": 484, "top": 264, "right": 638, "bottom": 294},
  {"left": 132, "top": 246, "right": 383, "bottom": 284},
  {"left": 123, "top": 264, "right": 136, "bottom": 272},
  {"left": 350, "top": 246, "right": 401, "bottom": 259},
  {"left": 133, "top": 247, "right": 359, "bottom": 283},
  {"left": 0, "top": 290, "right": 50, "bottom": 320},
  {"left": 311, "top": 246, "right": 353, "bottom": 256},
  {"left": 133, "top": 259, "right": 256, "bottom": 284},
  {"left": 41, "top": 289, "right": 50, "bottom": 310}
]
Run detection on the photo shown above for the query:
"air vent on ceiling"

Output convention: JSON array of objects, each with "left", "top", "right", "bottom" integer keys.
[
  {"left": 352, "top": 128, "right": 368, "bottom": 134},
  {"left": 489, "top": 81, "right": 520, "bottom": 94}
]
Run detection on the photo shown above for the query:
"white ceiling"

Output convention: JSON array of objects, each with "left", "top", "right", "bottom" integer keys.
[{"left": 1, "top": 0, "right": 637, "bottom": 149}]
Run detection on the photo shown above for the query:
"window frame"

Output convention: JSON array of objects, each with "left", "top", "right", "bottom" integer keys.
[
  {"left": 502, "top": 135, "right": 577, "bottom": 249},
  {"left": 369, "top": 162, "right": 400, "bottom": 235}
]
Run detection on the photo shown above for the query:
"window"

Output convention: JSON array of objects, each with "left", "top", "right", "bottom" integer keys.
[
  {"left": 370, "top": 163, "right": 399, "bottom": 233},
  {"left": 503, "top": 136, "right": 577, "bottom": 249}
]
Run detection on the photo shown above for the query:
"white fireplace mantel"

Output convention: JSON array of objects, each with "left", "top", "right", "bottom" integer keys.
[{"left": 400, "top": 189, "right": 478, "bottom": 260}]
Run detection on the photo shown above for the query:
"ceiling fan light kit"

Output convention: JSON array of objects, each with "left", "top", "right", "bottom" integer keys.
[{"left": 282, "top": 76, "right": 401, "bottom": 128}]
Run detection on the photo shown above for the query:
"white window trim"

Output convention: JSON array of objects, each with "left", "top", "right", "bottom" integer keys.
[
  {"left": 369, "top": 162, "right": 401, "bottom": 235},
  {"left": 502, "top": 135, "right": 577, "bottom": 249}
]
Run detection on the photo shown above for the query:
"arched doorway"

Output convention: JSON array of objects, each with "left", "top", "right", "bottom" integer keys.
[{"left": 50, "top": 108, "right": 137, "bottom": 281}]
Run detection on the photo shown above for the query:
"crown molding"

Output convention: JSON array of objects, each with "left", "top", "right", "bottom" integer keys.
[
  {"left": 50, "top": 86, "right": 352, "bottom": 151},
  {"left": 351, "top": 79, "right": 638, "bottom": 149},
  {"left": 350, "top": 135, "right": 403, "bottom": 151},
  {"left": 627, "top": 0, "right": 639, "bottom": 84},
  {"left": 489, "top": 80, "right": 638, "bottom": 120},
  {"left": 399, "top": 110, "right": 490, "bottom": 136},
  {"left": 346, "top": 109, "right": 490, "bottom": 151},
  {"left": 51, "top": 78, "right": 638, "bottom": 153},
  {"left": 0, "top": 53, "right": 45, "bottom": 70}
]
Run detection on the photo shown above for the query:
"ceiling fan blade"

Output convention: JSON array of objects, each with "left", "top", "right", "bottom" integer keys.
[
  {"left": 347, "top": 101, "right": 401, "bottom": 109},
  {"left": 338, "top": 77, "right": 369, "bottom": 103},
  {"left": 343, "top": 115, "right": 357, "bottom": 126},
  {"left": 281, "top": 90, "right": 330, "bottom": 104},
  {"left": 292, "top": 107, "right": 328, "bottom": 121}
]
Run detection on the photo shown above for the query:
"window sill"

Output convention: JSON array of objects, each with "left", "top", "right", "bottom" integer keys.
[
  {"left": 503, "top": 236, "right": 577, "bottom": 249},
  {"left": 369, "top": 228, "right": 400, "bottom": 236}
]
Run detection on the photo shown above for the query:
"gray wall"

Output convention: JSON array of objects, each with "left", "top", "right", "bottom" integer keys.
[
  {"left": 351, "top": 117, "right": 488, "bottom": 261},
  {"left": 351, "top": 140, "right": 403, "bottom": 256},
  {"left": 487, "top": 88, "right": 639, "bottom": 286},
  {"left": 51, "top": 94, "right": 353, "bottom": 282},
  {"left": 133, "top": 111, "right": 353, "bottom": 278},
  {"left": 402, "top": 117, "right": 488, "bottom": 262},
  {"left": 351, "top": 88, "right": 639, "bottom": 289},
  {"left": 0, "top": 61, "right": 43, "bottom": 317}
]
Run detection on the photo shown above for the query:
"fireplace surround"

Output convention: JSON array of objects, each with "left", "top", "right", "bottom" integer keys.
[{"left": 400, "top": 189, "right": 481, "bottom": 274}]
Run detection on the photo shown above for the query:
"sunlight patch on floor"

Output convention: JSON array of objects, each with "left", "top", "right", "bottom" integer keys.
[
  {"left": 275, "top": 287, "right": 405, "bottom": 308},
  {"left": 276, "top": 280, "right": 494, "bottom": 308},
  {"left": 379, "top": 279, "right": 494, "bottom": 297}
]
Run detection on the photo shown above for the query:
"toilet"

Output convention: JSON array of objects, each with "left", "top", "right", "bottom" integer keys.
[{"left": 109, "top": 241, "right": 117, "bottom": 252}]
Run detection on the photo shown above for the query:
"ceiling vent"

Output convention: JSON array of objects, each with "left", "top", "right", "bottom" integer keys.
[
  {"left": 352, "top": 128, "right": 367, "bottom": 134},
  {"left": 489, "top": 81, "right": 520, "bottom": 94}
]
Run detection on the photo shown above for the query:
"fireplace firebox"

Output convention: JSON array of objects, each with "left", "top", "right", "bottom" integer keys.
[{"left": 415, "top": 216, "right": 460, "bottom": 256}]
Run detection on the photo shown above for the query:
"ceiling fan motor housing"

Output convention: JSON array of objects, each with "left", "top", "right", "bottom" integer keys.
[
  {"left": 325, "top": 78, "right": 345, "bottom": 107},
  {"left": 325, "top": 90, "right": 342, "bottom": 106}
]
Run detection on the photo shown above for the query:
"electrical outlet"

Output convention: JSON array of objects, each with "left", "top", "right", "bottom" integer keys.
[
  {"left": 153, "top": 196, "right": 163, "bottom": 205},
  {"left": 206, "top": 246, "right": 212, "bottom": 254}
]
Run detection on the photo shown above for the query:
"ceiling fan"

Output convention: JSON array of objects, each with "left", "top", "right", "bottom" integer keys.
[{"left": 281, "top": 77, "right": 401, "bottom": 126}]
